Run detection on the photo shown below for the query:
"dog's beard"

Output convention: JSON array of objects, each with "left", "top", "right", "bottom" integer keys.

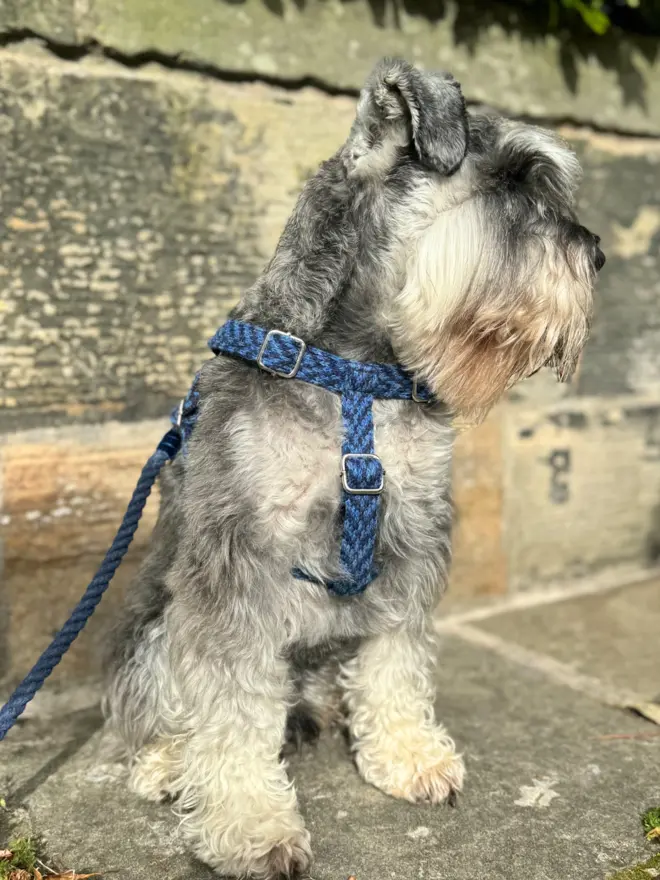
[{"left": 387, "top": 192, "right": 594, "bottom": 420}]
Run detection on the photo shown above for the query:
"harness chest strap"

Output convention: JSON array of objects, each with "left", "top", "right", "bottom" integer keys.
[{"left": 176, "top": 320, "right": 433, "bottom": 597}]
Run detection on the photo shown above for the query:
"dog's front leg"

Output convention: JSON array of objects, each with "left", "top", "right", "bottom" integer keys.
[
  {"left": 169, "top": 602, "right": 310, "bottom": 879},
  {"left": 342, "top": 621, "right": 465, "bottom": 804}
]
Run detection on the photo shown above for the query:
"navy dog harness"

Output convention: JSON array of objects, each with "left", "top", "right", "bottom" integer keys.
[
  {"left": 0, "top": 318, "right": 432, "bottom": 739},
  {"left": 178, "top": 319, "right": 433, "bottom": 596}
]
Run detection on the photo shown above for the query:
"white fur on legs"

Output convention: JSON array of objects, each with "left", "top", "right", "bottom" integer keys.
[
  {"left": 130, "top": 735, "right": 186, "bottom": 803},
  {"left": 180, "top": 723, "right": 310, "bottom": 879},
  {"left": 341, "top": 624, "right": 465, "bottom": 804},
  {"left": 172, "top": 641, "right": 311, "bottom": 879}
]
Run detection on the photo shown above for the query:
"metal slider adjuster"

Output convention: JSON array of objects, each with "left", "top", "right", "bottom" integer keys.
[
  {"left": 341, "top": 453, "right": 385, "bottom": 496},
  {"left": 257, "top": 329, "right": 307, "bottom": 379},
  {"left": 175, "top": 399, "right": 185, "bottom": 428}
]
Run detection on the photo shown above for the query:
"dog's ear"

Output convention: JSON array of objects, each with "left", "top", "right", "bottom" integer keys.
[{"left": 346, "top": 57, "right": 468, "bottom": 178}]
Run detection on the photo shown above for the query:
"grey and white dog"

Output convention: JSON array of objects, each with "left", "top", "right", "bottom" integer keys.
[{"left": 104, "top": 58, "right": 604, "bottom": 878}]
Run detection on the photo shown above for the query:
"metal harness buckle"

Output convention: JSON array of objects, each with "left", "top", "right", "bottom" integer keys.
[
  {"left": 341, "top": 453, "right": 385, "bottom": 496},
  {"left": 257, "top": 329, "right": 307, "bottom": 379},
  {"left": 175, "top": 399, "right": 185, "bottom": 428}
]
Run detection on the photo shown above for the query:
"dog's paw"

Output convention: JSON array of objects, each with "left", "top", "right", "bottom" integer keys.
[
  {"left": 129, "top": 738, "right": 184, "bottom": 803},
  {"left": 354, "top": 725, "right": 465, "bottom": 805},
  {"left": 259, "top": 831, "right": 313, "bottom": 878},
  {"left": 405, "top": 751, "right": 465, "bottom": 804},
  {"left": 194, "top": 828, "right": 312, "bottom": 879}
]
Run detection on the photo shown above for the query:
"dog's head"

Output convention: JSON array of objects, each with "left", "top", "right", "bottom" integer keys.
[
  {"left": 244, "top": 58, "right": 604, "bottom": 419},
  {"left": 346, "top": 58, "right": 603, "bottom": 418}
]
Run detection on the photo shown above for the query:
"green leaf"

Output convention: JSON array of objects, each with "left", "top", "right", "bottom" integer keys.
[
  {"left": 560, "top": 0, "right": 612, "bottom": 33},
  {"left": 580, "top": 6, "right": 611, "bottom": 33},
  {"left": 642, "top": 806, "right": 660, "bottom": 836}
]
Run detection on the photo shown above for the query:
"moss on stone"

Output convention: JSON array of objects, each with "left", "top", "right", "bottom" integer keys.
[
  {"left": 0, "top": 838, "right": 37, "bottom": 879},
  {"left": 608, "top": 853, "right": 660, "bottom": 880}
]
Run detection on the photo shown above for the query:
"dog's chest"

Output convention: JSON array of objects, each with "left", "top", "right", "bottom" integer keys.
[{"left": 238, "top": 389, "right": 453, "bottom": 549}]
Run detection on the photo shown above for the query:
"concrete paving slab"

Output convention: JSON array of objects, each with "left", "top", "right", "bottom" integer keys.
[
  {"left": 1, "top": 635, "right": 659, "bottom": 879},
  {"left": 473, "top": 578, "right": 660, "bottom": 701}
]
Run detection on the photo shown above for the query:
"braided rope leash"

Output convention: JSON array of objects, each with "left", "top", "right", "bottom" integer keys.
[{"left": 0, "top": 427, "right": 181, "bottom": 742}]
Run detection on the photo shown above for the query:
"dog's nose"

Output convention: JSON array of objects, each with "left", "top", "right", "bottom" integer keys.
[{"left": 594, "top": 246, "right": 606, "bottom": 272}]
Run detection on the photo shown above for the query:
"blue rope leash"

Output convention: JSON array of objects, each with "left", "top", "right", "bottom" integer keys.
[{"left": 0, "top": 427, "right": 181, "bottom": 742}]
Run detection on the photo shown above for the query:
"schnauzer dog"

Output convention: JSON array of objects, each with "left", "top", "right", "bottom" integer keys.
[{"left": 104, "top": 58, "right": 604, "bottom": 878}]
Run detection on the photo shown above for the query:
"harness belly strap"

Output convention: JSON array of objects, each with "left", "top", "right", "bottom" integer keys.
[{"left": 179, "top": 319, "right": 433, "bottom": 596}]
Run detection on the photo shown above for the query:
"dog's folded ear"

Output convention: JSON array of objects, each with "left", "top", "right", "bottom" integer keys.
[{"left": 346, "top": 57, "right": 468, "bottom": 178}]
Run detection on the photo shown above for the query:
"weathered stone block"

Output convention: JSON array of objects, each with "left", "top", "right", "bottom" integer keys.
[
  {"left": 0, "top": 420, "right": 164, "bottom": 682},
  {"left": 0, "top": 0, "right": 77, "bottom": 41},
  {"left": 2, "top": 52, "right": 660, "bottom": 434},
  {"left": 4, "top": 552, "right": 143, "bottom": 686},
  {"left": 559, "top": 129, "right": 660, "bottom": 399},
  {"left": 451, "top": 411, "right": 507, "bottom": 600},
  {"left": 5, "top": 394, "right": 658, "bottom": 682},
  {"left": 7, "top": 0, "right": 660, "bottom": 135},
  {"left": 504, "top": 395, "right": 660, "bottom": 588},
  {"left": 0, "top": 47, "right": 355, "bottom": 431},
  {"left": 1, "top": 421, "right": 163, "bottom": 565}
]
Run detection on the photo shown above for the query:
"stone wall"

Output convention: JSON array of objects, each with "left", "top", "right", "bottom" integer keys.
[{"left": 1, "top": 0, "right": 660, "bottom": 682}]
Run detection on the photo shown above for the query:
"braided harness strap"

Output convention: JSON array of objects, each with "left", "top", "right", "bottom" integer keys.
[{"left": 204, "top": 320, "right": 432, "bottom": 596}]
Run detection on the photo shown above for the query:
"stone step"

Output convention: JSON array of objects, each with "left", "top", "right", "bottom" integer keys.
[{"left": 1, "top": 626, "right": 658, "bottom": 880}]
